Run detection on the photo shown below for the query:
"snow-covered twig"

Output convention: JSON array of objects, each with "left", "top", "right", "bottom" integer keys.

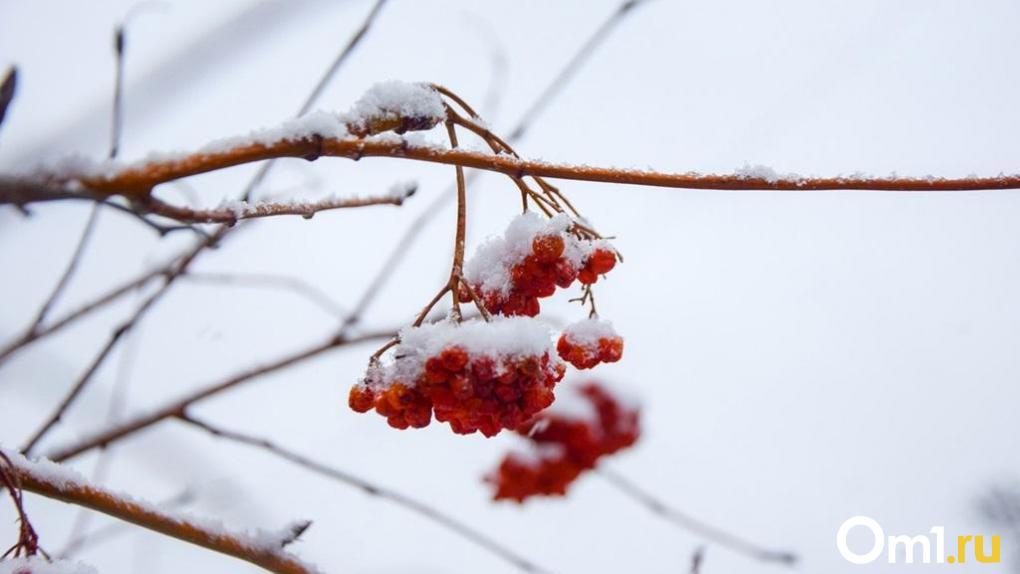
[
  {"left": 2, "top": 448, "right": 318, "bottom": 574},
  {"left": 44, "top": 124, "right": 1020, "bottom": 196},
  {"left": 178, "top": 414, "right": 549, "bottom": 574},
  {"left": 144, "top": 188, "right": 413, "bottom": 224}
]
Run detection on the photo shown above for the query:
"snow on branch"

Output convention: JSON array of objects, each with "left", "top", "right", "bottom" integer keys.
[{"left": 1, "top": 448, "right": 319, "bottom": 574}]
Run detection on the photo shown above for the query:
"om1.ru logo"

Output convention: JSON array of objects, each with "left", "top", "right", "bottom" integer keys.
[{"left": 837, "top": 516, "right": 1000, "bottom": 565}]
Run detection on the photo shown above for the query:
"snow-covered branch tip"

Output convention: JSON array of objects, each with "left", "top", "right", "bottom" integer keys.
[{"left": 1, "top": 448, "right": 318, "bottom": 574}]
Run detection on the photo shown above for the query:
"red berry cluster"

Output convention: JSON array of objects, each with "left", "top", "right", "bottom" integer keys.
[
  {"left": 460, "top": 234, "right": 617, "bottom": 317},
  {"left": 557, "top": 332, "right": 623, "bottom": 370},
  {"left": 487, "top": 382, "right": 640, "bottom": 502},
  {"left": 350, "top": 346, "right": 565, "bottom": 436}
]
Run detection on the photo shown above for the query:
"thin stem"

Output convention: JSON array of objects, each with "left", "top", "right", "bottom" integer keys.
[
  {"left": 412, "top": 286, "right": 451, "bottom": 327},
  {"left": 458, "top": 278, "right": 492, "bottom": 322},
  {"left": 178, "top": 415, "right": 549, "bottom": 574},
  {"left": 444, "top": 120, "right": 467, "bottom": 322},
  {"left": 598, "top": 467, "right": 797, "bottom": 566}
]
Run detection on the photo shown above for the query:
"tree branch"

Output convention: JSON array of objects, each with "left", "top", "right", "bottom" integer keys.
[
  {"left": 598, "top": 466, "right": 797, "bottom": 566},
  {"left": 178, "top": 414, "right": 549, "bottom": 573},
  {"left": 46, "top": 330, "right": 394, "bottom": 462},
  {"left": 56, "top": 135, "right": 1020, "bottom": 198},
  {"left": 4, "top": 449, "right": 315, "bottom": 574}
]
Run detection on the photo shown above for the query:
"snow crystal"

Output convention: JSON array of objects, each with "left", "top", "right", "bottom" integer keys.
[
  {"left": 341, "top": 81, "right": 445, "bottom": 129},
  {"left": 463, "top": 212, "right": 607, "bottom": 295},
  {"left": 362, "top": 316, "right": 557, "bottom": 389},
  {"left": 0, "top": 557, "right": 98, "bottom": 574},
  {"left": 734, "top": 163, "right": 803, "bottom": 184}
]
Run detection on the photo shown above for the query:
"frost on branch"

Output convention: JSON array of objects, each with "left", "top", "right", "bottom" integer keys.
[
  {"left": 459, "top": 213, "right": 618, "bottom": 317},
  {"left": 487, "top": 381, "right": 640, "bottom": 502},
  {"left": 0, "top": 557, "right": 97, "bottom": 574},
  {"left": 348, "top": 317, "right": 566, "bottom": 436},
  {"left": 557, "top": 318, "right": 624, "bottom": 370}
]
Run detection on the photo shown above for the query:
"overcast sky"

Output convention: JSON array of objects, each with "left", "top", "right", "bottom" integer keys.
[{"left": 2, "top": 1, "right": 1019, "bottom": 573}]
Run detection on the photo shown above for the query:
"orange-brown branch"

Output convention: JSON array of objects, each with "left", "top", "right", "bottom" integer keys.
[
  {"left": 9, "top": 453, "right": 315, "bottom": 574},
  {"left": 72, "top": 136, "right": 1020, "bottom": 195}
]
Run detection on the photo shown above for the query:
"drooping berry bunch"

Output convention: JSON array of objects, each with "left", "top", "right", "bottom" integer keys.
[
  {"left": 349, "top": 318, "right": 566, "bottom": 436},
  {"left": 346, "top": 86, "right": 626, "bottom": 438},
  {"left": 487, "top": 381, "right": 640, "bottom": 502},
  {"left": 459, "top": 213, "right": 618, "bottom": 317},
  {"left": 557, "top": 318, "right": 624, "bottom": 370}
]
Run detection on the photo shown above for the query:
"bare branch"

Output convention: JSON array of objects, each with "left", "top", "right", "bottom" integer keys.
[
  {"left": 179, "top": 415, "right": 549, "bottom": 573},
  {"left": 46, "top": 330, "right": 394, "bottom": 462},
  {"left": 0, "top": 263, "right": 164, "bottom": 367},
  {"left": 181, "top": 272, "right": 347, "bottom": 319},
  {"left": 598, "top": 467, "right": 797, "bottom": 566},
  {"left": 26, "top": 206, "right": 101, "bottom": 334},
  {"left": 5, "top": 449, "right": 316, "bottom": 574}
]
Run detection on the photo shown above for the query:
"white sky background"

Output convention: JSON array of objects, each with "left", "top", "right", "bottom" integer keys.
[{"left": 2, "top": 1, "right": 1020, "bottom": 573}]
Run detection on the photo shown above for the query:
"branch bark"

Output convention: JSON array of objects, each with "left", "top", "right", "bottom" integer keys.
[
  {"left": 60, "top": 136, "right": 1020, "bottom": 197},
  {"left": 5, "top": 450, "right": 315, "bottom": 574}
]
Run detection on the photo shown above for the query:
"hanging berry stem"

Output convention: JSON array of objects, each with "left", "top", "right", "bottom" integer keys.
[{"left": 444, "top": 118, "right": 468, "bottom": 323}]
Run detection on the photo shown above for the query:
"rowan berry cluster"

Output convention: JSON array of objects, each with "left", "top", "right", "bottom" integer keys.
[
  {"left": 460, "top": 213, "right": 618, "bottom": 317},
  {"left": 556, "top": 318, "right": 624, "bottom": 370},
  {"left": 349, "top": 318, "right": 565, "bottom": 436},
  {"left": 487, "top": 382, "right": 640, "bottom": 502}
]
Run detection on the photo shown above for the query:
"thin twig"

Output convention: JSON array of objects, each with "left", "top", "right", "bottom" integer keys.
[
  {"left": 598, "top": 467, "right": 797, "bottom": 566},
  {"left": 139, "top": 190, "right": 410, "bottom": 224},
  {"left": 690, "top": 546, "right": 705, "bottom": 574},
  {"left": 110, "top": 25, "right": 126, "bottom": 160},
  {"left": 181, "top": 272, "right": 347, "bottom": 319},
  {"left": 46, "top": 330, "right": 394, "bottom": 462},
  {"left": 0, "top": 263, "right": 164, "bottom": 367},
  {"left": 0, "top": 451, "right": 40, "bottom": 558},
  {"left": 178, "top": 414, "right": 549, "bottom": 574},
  {"left": 507, "top": 0, "right": 649, "bottom": 141},
  {"left": 0, "top": 66, "right": 16, "bottom": 131},
  {"left": 241, "top": 0, "right": 390, "bottom": 202},
  {"left": 26, "top": 206, "right": 101, "bottom": 334}
]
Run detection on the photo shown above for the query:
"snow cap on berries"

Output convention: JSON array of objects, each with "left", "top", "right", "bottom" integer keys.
[
  {"left": 461, "top": 213, "right": 618, "bottom": 317},
  {"left": 557, "top": 318, "right": 624, "bottom": 370},
  {"left": 465, "top": 213, "right": 581, "bottom": 296},
  {"left": 350, "top": 317, "right": 567, "bottom": 436}
]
